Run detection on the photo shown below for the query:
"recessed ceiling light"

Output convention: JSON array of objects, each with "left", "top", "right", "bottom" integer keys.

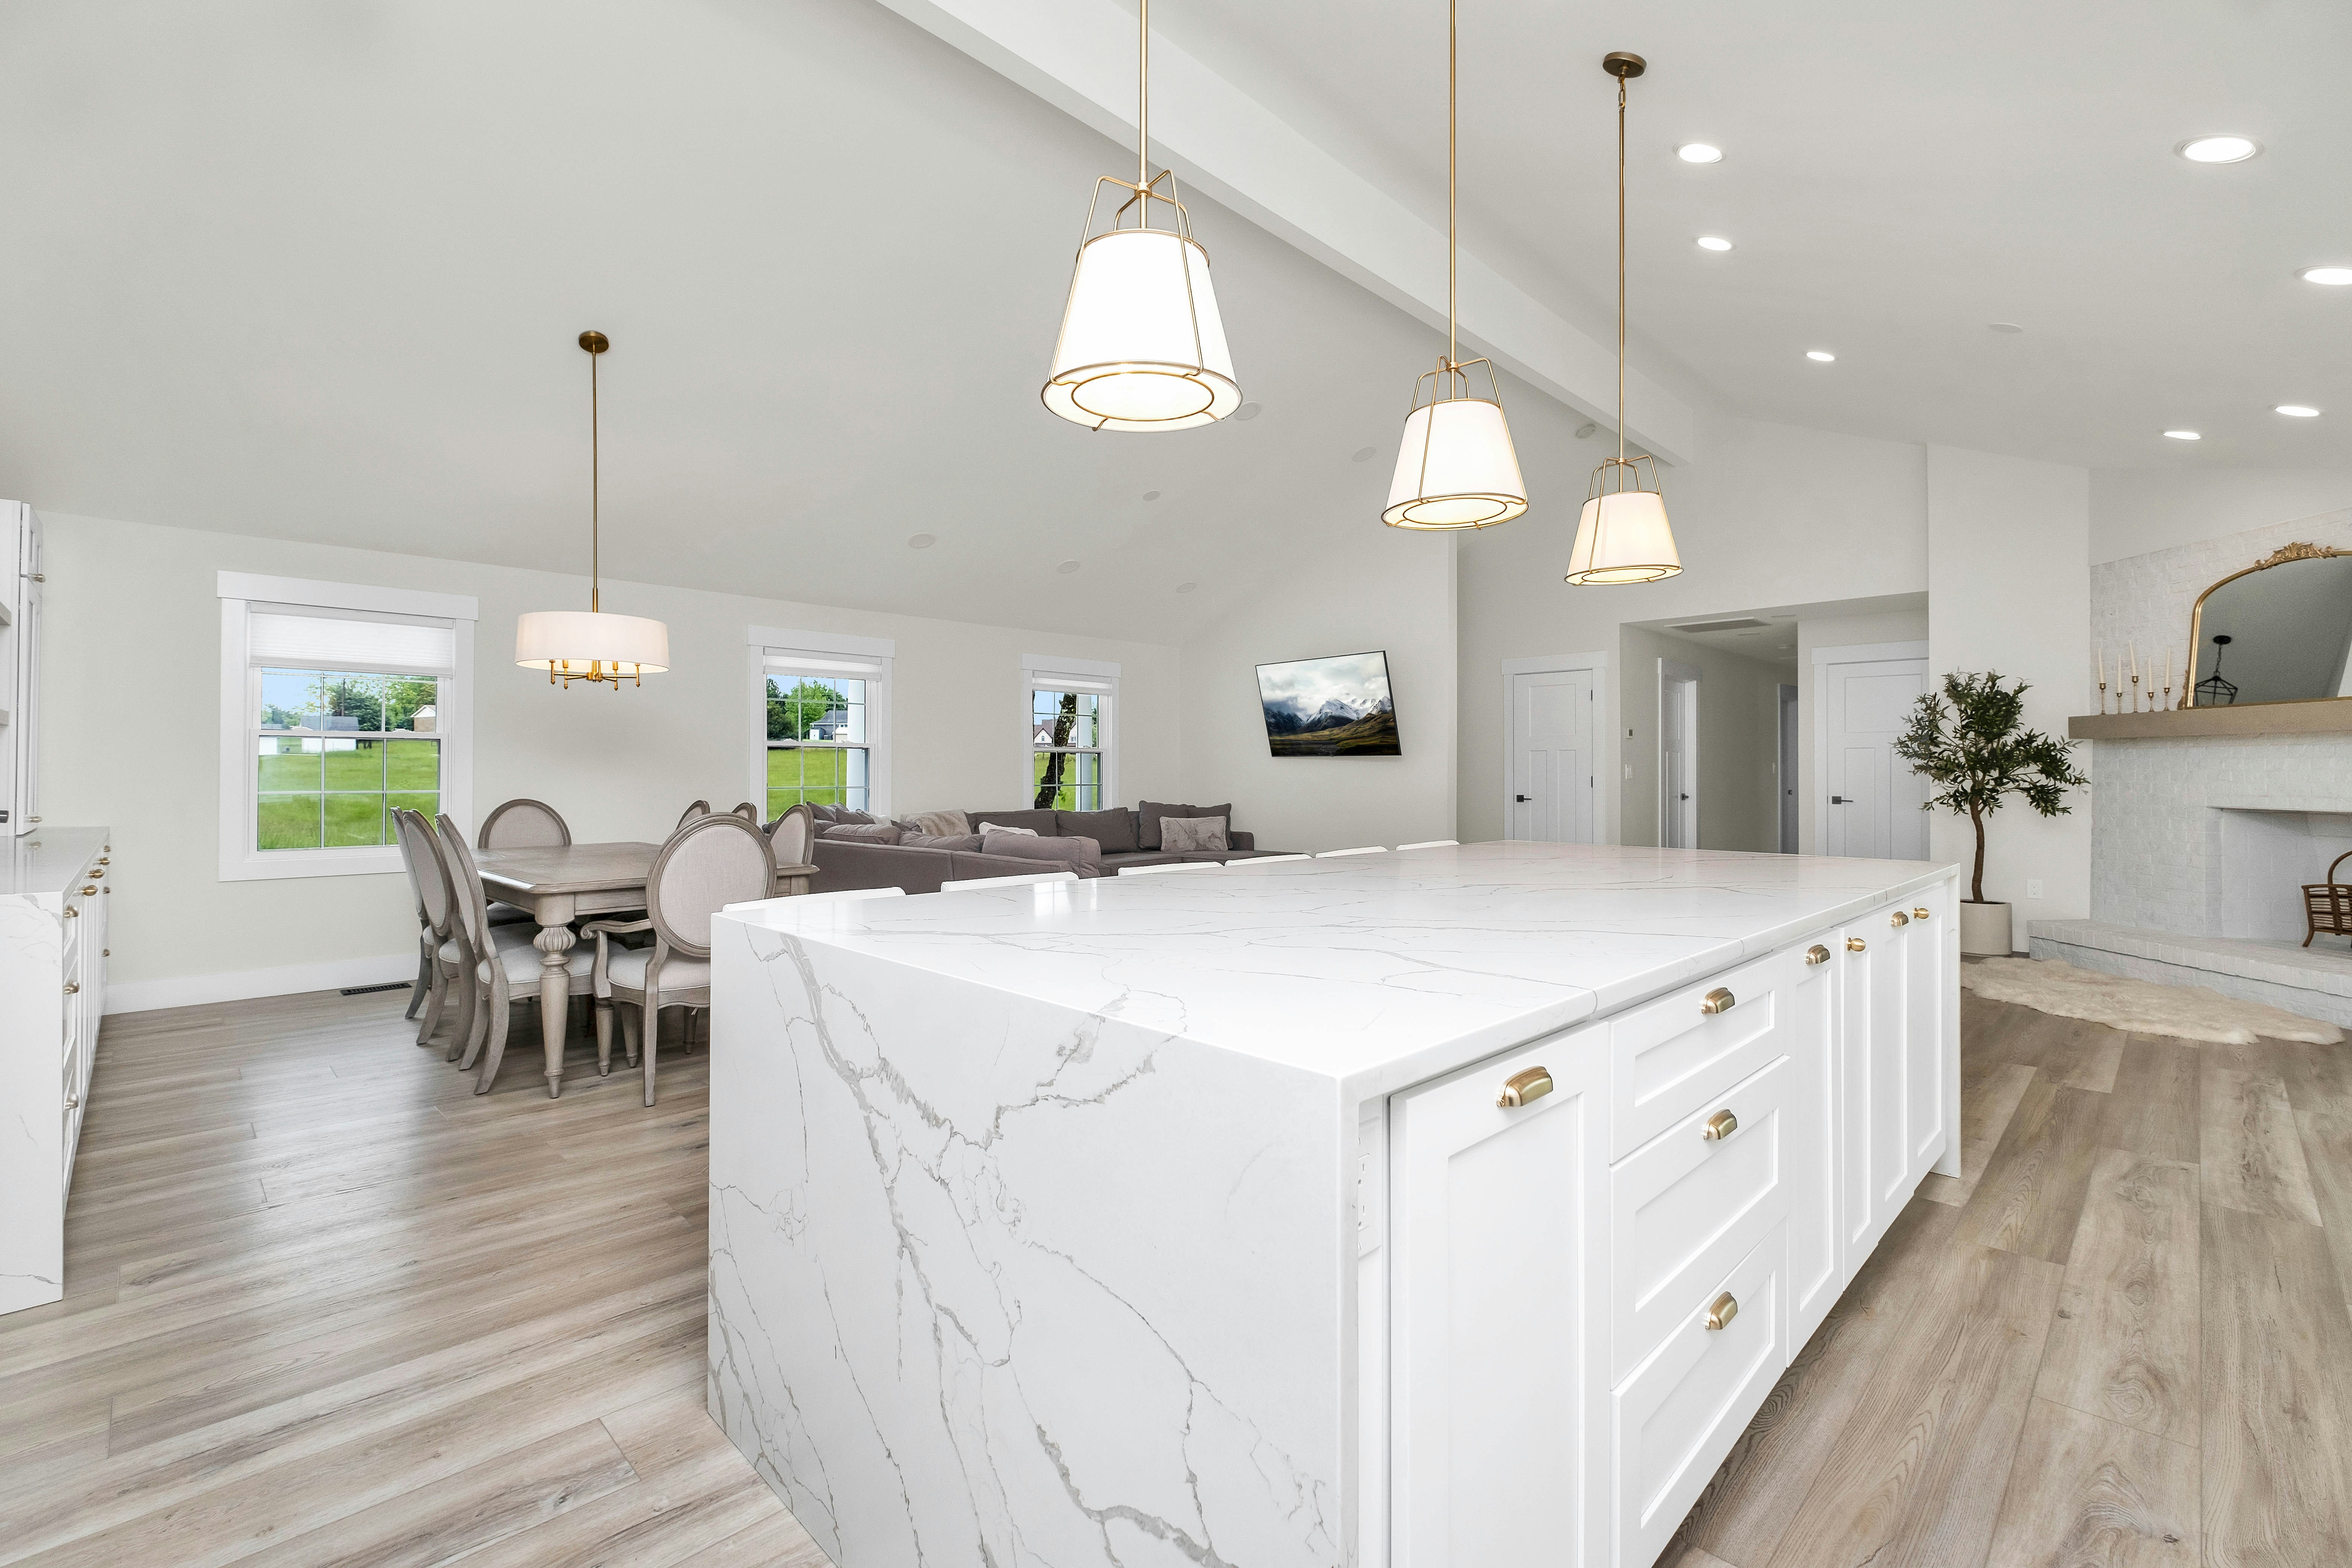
[
  {"left": 2276, "top": 404, "right": 2321, "bottom": 417},
  {"left": 1677, "top": 144, "right": 1723, "bottom": 164},
  {"left": 1988, "top": 322, "right": 2024, "bottom": 334},
  {"left": 1696, "top": 236, "right": 1733, "bottom": 252},
  {"left": 1350, "top": 445, "right": 1376, "bottom": 462},
  {"left": 907, "top": 533, "right": 936, "bottom": 549},
  {"left": 1142, "top": 489, "right": 1161, "bottom": 501},
  {"left": 1805, "top": 350, "right": 1836, "bottom": 362},
  {"left": 1234, "top": 402, "right": 1262, "bottom": 421},
  {"left": 2163, "top": 430, "right": 2201, "bottom": 440},
  {"left": 2300, "top": 266, "right": 2352, "bottom": 286},
  {"left": 1056, "top": 559, "right": 1083, "bottom": 573},
  {"left": 1175, "top": 581, "right": 1197, "bottom": 594},
  {"left": 2177, "top": 135, "right": 2259, "bottom": 164}
]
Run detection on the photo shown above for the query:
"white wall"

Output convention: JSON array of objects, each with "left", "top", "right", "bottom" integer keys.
[
  {"left": 1180, "top": 530, "right": 1456, "bottom": 854},
  {"left": 1458, "top": 412, "right": 1931, "bottom": 845},
  {"left": 1615, "top": 626, "right": 1788, "bottom": 853},
  {"left": 2091, "top": 467, "right": 2352, "bottom": 564},
  {"left": 1794, "top": 605, "right": 1929, "bottom": 854},
  {"left": 41, "top": 512, "right": 1182, "bottom": 1008},
  {"left": 1926, "top": 447, "right": 2092, "bottom": 947}
]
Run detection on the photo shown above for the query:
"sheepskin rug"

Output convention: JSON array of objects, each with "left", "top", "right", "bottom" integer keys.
[{"left": 1961, "top": 957, "right": 2344, "bottom": 1046}]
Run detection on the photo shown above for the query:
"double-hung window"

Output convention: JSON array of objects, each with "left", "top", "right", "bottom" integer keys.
[
  {"left": 1024, "top": 655, "right": 1118, "bottom": 812},
  {"left": 219, "top": 573, "right": 476, "bottom": 881},
  {"left": 750, "top": 629, "right": 894, "bottom": 819}
]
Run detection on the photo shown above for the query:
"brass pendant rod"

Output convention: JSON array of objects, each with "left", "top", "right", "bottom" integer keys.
[
  {"left": 1447, "top": 0, "right": 1457, "bottom": 372},
  {"left": 1616, "top": 69, "right": 1626, "bottom": 466},
  {"left": 589, "top": 342, "right": 600, "bottom": 614},
  {"left": 1138, "top": 0, "right": 1150, "bottom": 211}
]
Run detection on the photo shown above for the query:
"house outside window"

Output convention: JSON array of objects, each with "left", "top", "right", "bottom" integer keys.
[
  {"left": 750, "top": 628, "right": 894, "bottom": 821},
  {"left": 218, "top": 573, "right": 476, "bottom": 882},
  {"left": 1024, "top": 655, "right": 1118, "bottom": 813}
]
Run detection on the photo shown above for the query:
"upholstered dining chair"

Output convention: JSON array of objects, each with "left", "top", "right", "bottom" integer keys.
[
  {"left": 730, "top": 801, "right": 760, "bottom": 822},
  {"left": 479, "top": 798, "right": 571, "bottom": 850},
  {"left": 435, "top": 812, "right": 594, "bottom": 1091},
  {"left": 675, "top": 800, "right": 712, "bottom": 831},
  {"left": 392, "top": 809, "right": 453, "bottom": 1032},
  {"left": 765, "top": 802, "right": 816, "bottom": 895},
  {"left": 587, "top": 812, "right": 776, "bottom": 1107}
]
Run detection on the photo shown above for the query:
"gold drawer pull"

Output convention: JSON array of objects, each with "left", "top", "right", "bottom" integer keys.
[
  {"left": 1700, "top": 988, "right": 1736, "bottom": 1015},
  {"left": 97, "top": 857, "right": 109, "bottom": 865},
  {"left": 89, "top": 868, "right": 103, "bottom": 879},
  {"left": 1805, "top": 943, "right": 1830, "bottom": 965},
  {"left": 1705, "top": 1292, "right": 1739, "bottom": 1331},
  {"left": 65, "top": 1094, "right": 78, "bottom": 1111},
  {"left": 1497, "top": 1067, "right": 1554, "bottom": 1109},
  {"left": 1701, "top": 1109, "right": 1738, "bottom": 1142},
  {"left": 81, "top": 885, "right": 97, "bottom": 896},
  {"left": 63, "top": 981, "right": 79, "bottom": 994},
  {"left": 63, "top": 906, "right": 77, "bottom": 919},
  {"left": 1889, "top": 910, "right": 1909, "bottom": 927},
  {"left": 1846, "top": 936, "right": 1867, "bottom": 952},
  {"left": 1912, "top": 906, "right": 1930, "bottom": 919}
]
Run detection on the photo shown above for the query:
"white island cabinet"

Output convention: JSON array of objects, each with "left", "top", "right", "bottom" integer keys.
[{"left": 708, "top": 842, "right": 1957, "bottom": 1568}]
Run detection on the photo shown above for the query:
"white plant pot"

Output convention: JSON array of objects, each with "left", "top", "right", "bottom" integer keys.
[{"left": 1959, "top": 900, "right": 2013, "bottom": 958}]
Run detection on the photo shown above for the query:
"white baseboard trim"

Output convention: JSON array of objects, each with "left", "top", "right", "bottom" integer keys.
[{"left": 105, "top": 952, "right": 416, "bottom": 1015}]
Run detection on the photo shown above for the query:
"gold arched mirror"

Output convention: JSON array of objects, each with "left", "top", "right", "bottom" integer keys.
[{"left": 2186, "top": 542, "right": 2352, "bottom": 707}]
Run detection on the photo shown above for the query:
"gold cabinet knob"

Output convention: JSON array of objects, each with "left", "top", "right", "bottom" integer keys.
[
  {"left": 1805, "top": 943, "right": 1830, "bottom": 965},
  {"left": 63, "top": 981, "right": 79, "bottom": 994},
  {"left": 1912, "top": 906, "right": 1930, "bottom": 919},
  {"left": 63, "top": 906, "right": 77, "bottom": 919},
  {"left": 103, "top": 948, "right": 109, "bottom": 956},
  {"left": 98, "top": 857, "right": 110, "bottom": 865},
  {"left": 1700, "top": 987, "right": 1737, "bottom": 1015},
  {"left": 1701, "top": 1109, "right": 1739, "bottom": 1142},
  {"left": 1705, "top": 1292, "right": 1740, "bottom": 1331},
  {"left": 89, "top": 868, "right": 103, "bottom": 879},
  {"left": 64, "top": 1094, "right": 78, "bottom": 1110},
  {"left": 81, "top": 885, "right": 97, "bottom": 896},
  {"left": 1846, "top": 936, "right": 1867, "bottom": 952},
  {"left": 1497, "top": 1066, "right": 1554, "bottom": 1109},
  {"left": 1890, "top": 910, "right": 1909, "bottom": 927}
]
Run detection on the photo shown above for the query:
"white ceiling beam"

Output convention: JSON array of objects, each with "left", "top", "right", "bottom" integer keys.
[{"left": 871, "top": 0, "right": 1700, "bottom": 465}]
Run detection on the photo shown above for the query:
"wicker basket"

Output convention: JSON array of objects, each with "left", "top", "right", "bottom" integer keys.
[{"left": 2303, "top": 850, "right": 2352, "bottom": 947}]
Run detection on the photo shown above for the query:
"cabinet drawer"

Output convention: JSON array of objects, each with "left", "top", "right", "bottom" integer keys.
[
  {"left": 1609, "top": 1054, "right": 1790, "bottom": 1377},
  {"left": 1609, "top": 945, "right": 1799, "bottom": 1159},
  {"left": 1612, "top": 1224, "right": 1788, "bottom": 1568}
]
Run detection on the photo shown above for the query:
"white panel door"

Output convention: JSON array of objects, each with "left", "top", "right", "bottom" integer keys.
[
  {"left": 1661, "top": 665, "right": 1699, "bottom": 849},
  {"left": 1821, "top": 657, "right": 1926, "bottom": 860},
  {"left": 1390, "top": 1024, "right": 1606, "bottom": 1568},
  {"left": 1510, "top": 668, "right": 1595, "bottom": 843}
]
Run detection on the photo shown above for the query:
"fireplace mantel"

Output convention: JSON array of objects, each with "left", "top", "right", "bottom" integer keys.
[{"left": 2069, "top": 698, "right": 2352, "bottom": 741}]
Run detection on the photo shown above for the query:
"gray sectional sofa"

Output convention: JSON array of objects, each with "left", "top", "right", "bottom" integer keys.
[{"left": 806, "top": 802, "right": 1286, "bottom": 895}]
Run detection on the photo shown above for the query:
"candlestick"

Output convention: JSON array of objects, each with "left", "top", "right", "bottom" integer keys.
[
  {"left": 2131, "top": 671, "right": 2141, "bottom": 712},
  {"left": 2098, "top": 674, "right": 2108, "bottom": 714}
]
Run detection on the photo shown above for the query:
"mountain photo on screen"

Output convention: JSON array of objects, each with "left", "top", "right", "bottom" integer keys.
[{"left": 1256, "top": 650, "right": 1402, "bottom": 757}]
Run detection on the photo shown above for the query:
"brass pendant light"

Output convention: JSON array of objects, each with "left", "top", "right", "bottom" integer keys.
[
  {"left": 514, "top": 331, "right": 671, "bottom": 688},
  {"left": 1041, "top": 0, "right": 1242, "bottom": 432},
  {"left": 1383, "top": 0, "right": 1528, "bottom": 529},
  {"left": 1566, "top": 52, "right": 1682, "bottom": 584}
]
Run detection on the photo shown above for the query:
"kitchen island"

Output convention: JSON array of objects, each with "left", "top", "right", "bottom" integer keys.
[{"left": 707, "top": 841, "right": 1958, "bottom": 1568}]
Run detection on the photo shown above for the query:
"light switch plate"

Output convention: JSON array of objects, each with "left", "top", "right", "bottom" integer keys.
[{"left": 2027, "top": 879, "right": 2044, "bottom": 899}]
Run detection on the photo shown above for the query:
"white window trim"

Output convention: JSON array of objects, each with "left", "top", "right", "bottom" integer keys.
[
  {"left": 748, "top": 626, "right": 895, "bottom": 819},
  {"left": 217, "top": 572, "right": 478, "bottom": 883},
  {"left": 1022, "top": 652, "right": 1119, "bottom": 813}
]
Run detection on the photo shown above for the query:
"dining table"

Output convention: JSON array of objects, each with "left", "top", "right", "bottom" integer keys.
[{"left": 475, "top": 840, "right": 819, "bottom": 1098}]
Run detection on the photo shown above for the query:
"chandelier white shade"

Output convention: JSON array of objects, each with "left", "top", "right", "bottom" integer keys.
[
  {"left": 1566, "top": 481, "right": 1681, "bottom": 584},
  {"left": 1384, "top": 389, "right": 1527, "bottom": 528},
  {"left": 514, "top": 610, "right": 669, "bottom": 680},
  {"left": 1043, "top": 226, "right": 1238, "bottom": 431}
]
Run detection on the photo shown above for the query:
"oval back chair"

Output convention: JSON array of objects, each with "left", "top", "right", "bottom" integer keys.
[
  {"left": 588, "top": 812, "right": 776, "bottom": 1106},
  {"left": 766, "top": 802, "right": 816, "bottom": 892},
  {"left": 394, "top": 808, "right": 462, "bottom": 1047},
  {"left": 675, "top": 799, "right": 712, "bottom": 831},
  {"left": 437, "top": 812, "right": 595, "bottom": 1092},
  {"left": 479, "top": 798, "right": 571, "bottom": 850},
  {"left": 391, "top": 808, "right": 444, "bottom": 1029}
]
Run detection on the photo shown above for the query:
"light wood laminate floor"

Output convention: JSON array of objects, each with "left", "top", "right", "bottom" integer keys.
[
  {"left": 0, "top": 987, "right": 817, "bottom": 1568},
  {"left": 1672, "top": 994, "right": 2352, "bottom": 1568}
]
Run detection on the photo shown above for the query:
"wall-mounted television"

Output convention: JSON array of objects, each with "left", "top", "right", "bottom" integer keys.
[{"left": 1256, "top": 650, "right": 1401, "bottom": 756}]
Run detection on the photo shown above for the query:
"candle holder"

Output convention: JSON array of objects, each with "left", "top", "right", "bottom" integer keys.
[
  {"left": 2098, "top": 676, "right": 2109, "bottom": 714},
  {"left": 2130, "top": 673, "right": 2141, "bottom": 712}
]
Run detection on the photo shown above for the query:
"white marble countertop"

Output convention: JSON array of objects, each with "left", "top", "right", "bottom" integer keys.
[
  {"left": 723, "top": 840, "right": 1954, "bottom": 1089},
  {"left": 0, "top": 827, "right": 108, "bottom": 899}
]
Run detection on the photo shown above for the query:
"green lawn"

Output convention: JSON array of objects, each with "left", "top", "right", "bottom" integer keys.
[
  {"left": 1030, "top": 752, "right": 1101, "bottom": 813},
  {"left": 766, "top": 747, "right": 860, "bottom": 819},
  {"left": 257, "top": 738, "right": 440, "bottom": 850}
]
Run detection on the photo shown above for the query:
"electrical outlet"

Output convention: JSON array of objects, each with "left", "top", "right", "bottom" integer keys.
[
  {"left": 1622, "top": 764, "right": 1634, "bottom": 780},
  {"left": 2026, "top": 879, "right": 2044, "bottom": 899}
]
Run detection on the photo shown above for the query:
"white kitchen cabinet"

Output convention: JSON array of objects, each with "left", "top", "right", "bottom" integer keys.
[
  {"left": 1, "top": 502, "right": 42, "bottom": 835},
  {"left": 1389, "top": 1024, "right": 1608, "bottom": 1568},
  {"left": 1786, "top": 936, "right": 1842, "bottom": 1348},
  {"left": 1902, "top": 883, "right": 1949, "bottom": 1188},
  {"left": 1837, "top": 905, "right": 1905, "bottom": 1268},
  {"left": 0, "top": 826, "right": 111, "bottom": 1315}
]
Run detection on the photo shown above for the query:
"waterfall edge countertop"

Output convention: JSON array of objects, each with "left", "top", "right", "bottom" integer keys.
[{"left": 715, "top": 839, "right": 1951, "bottom": 1095}]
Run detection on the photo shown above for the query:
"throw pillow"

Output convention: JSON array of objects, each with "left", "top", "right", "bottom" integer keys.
[
  {"left": 1161, "top": 815, "right": 1228, "bottom": 853},
  {"left": 902, "top": 832, "right": 982, "bottom": 851},
  {"left": 819, "top": 822, "right": 902, "bottom": 844},
  {"left": 1056, "top": 808, "right": 1139, "bottom": 855},
  {"left": 906, "top": 809, "right": 970, "bottom": 838},
  {"left": 981, "top": 832, "right": 1104, "bottom": 875},
  {"left": 977, "top": 821, "right": 1038, "bottom": 836},
  {"left": 1136, "top": 801, "right": 1234, "bottom": 851}
]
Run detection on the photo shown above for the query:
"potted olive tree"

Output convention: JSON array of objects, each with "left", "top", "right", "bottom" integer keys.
[{"left": 1893, "top": 671, "right": 2088, "bottom": 957}]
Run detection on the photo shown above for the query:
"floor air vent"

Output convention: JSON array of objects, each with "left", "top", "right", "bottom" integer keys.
[{"left": 340, "top": 981, "right": 414, "bottom": 997}]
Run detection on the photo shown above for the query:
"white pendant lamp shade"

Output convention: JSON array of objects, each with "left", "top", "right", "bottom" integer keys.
[
  {"left": 1567, "top": 485, "right": 1681, "bottom": 584},
  {"left": 1044, "top": 227, "right": 1239, "bottom": 432},
  {"left": 514, "top": 610, "right": 670, "bottom": 680},
  {"left": 1383, "top": 394, "right": 1528, "bottom": 528}
]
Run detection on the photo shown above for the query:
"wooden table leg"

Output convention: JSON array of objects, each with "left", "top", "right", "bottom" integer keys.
[{"left": 535, "top": 922, "right": 577, "bottom": 1098}]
